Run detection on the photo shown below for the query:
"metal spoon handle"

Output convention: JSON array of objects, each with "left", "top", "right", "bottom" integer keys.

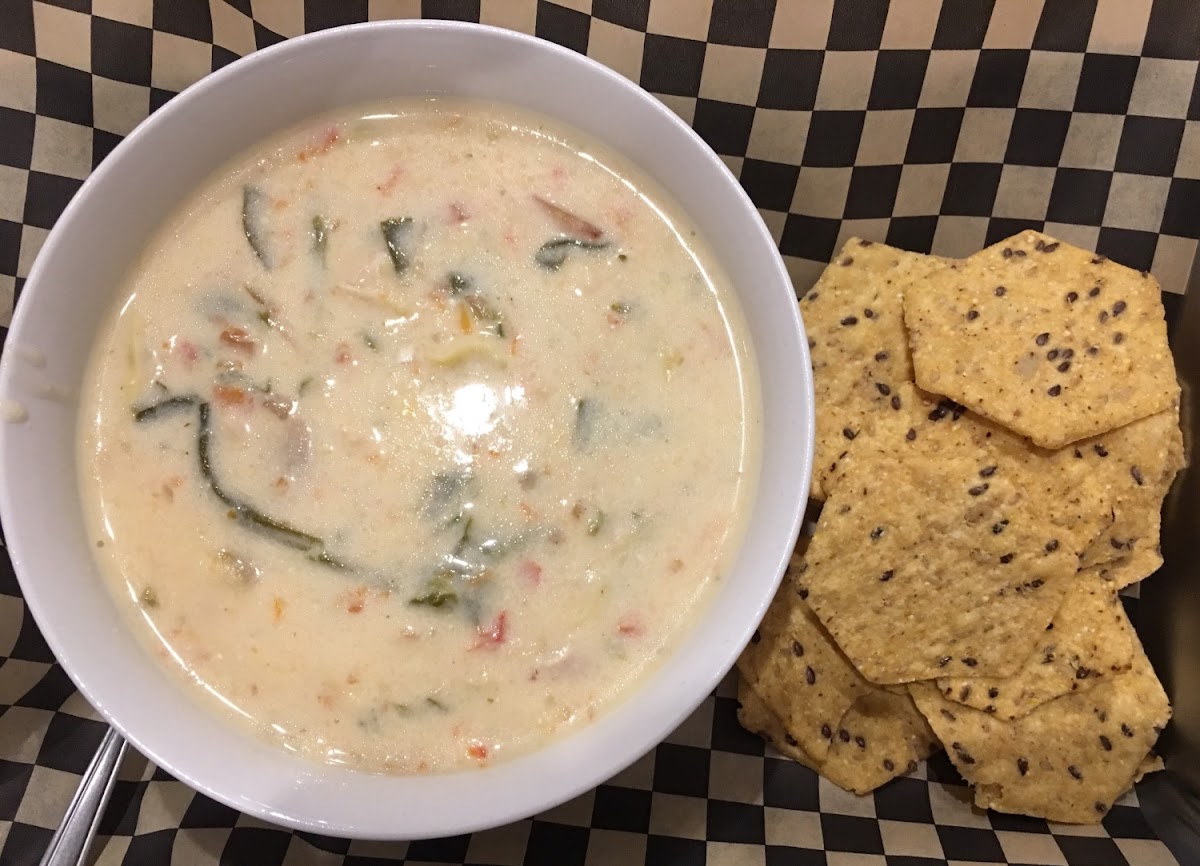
[{"left": 39, "top": 726, "right": 127, "bottom": 866}]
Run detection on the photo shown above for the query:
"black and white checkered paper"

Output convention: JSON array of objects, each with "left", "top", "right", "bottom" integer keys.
[{"left": 1, "top": 1, "right": 1198, "bottom": 863}]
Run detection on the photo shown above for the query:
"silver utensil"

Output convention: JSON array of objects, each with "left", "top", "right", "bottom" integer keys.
[{"left": 38, "top": 726, "right": 127, "bottom": 866}]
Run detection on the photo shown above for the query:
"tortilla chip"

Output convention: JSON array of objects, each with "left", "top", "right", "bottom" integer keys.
[
  {"left": 737, "top": 678, "right": 939, "bottom": 795},
  {"left": 910, "top": 632, "right": 1170, "bottom": 824},
  {"left": 800, "top": 383, "right": 1082, "bottom": 683},
  {"left": 903, "top": 230, "right": 1179, "bottom": 449},
  {"left": 800, "top": 238, "right": 950, "bottom": 500},
  {"left": 935, "top": 569, "right": 1134, "bottom": 720},
  {"left": 1092, "top": 548, "right": 1164, "bottom": 589},
  {"left": 1068, "top": 407, "right": 1183, "bottom": 578},
  {"left": 737, "top": 554, "right": 873, "bottom": 762}
]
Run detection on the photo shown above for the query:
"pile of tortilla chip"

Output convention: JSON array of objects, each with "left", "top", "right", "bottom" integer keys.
[{"left": 737, "top": 230, "right": 1184, "bottom": 824}]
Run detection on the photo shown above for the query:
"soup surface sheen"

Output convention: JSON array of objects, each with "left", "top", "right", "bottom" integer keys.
[{"left": 79, "top": 99, "right": 760, "bottom": 773}]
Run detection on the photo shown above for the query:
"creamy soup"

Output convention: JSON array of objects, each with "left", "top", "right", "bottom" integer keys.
[{"left": 78, "top": 99, "right": 760, "bottom": 773}]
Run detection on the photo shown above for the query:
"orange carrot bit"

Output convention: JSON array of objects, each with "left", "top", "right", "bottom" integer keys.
[
  {"left": 519, "top": 501, "right": 539, "bottom": 521},
  {"left": 467, "top": 741, "right": 489, "bottom": 760},
  {"left": 342, "top": 585, "right": 368, "bottom": 614},
  {"left": 272, "top": 596, "right": 286, "bottom": 623},
  {"left": 219, "top": 327, "right": 257, "bottom": 354},
  {"left": 510, "top": 334, "right": 520, "bottom": 356},
  {"left": 458, "top": 301, "right": 474, "bottom": 334},
  {"left": 213, "top": 385, "right": 249, "bottom": 407}
]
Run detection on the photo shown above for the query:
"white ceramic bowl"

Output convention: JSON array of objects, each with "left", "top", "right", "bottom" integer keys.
[{"left": 0, "top": 21, "right": 813, "bottom": 839}]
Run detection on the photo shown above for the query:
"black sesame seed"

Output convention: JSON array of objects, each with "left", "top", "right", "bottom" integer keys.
[
  {"left": 839, "top": 729, "right": 851, "bottom": 742},
  {"left": 1043, "top": 242, "right": 1059, "bottom": 252},
  {"left": 1111, "top": 537, "right": 1126, "bottom": 549},
  {"left": 1095, "top": 802, "right": 1108, "bottom": 814},
  {"left": 855, "top": 735, "right": 866, "bottom": 748},
  {"left": 841, "top": 257, "right": 854, "bottom": 267},
  {"left": 821, "top": 723, "right": 832, "bottom": 739},
  {"left": 1035, "top": 332, "right": 1050, "bottom": 346},
  {"left": 1017, "top": 757, "right": 1029, "bottom": 776},
  {"left": 992, "top": 520, "right": 1008, "bottom": 534},
  {"left": 1092, "top": 255, "right": 1108, "bottom": 264},
  {"left": 792, "top": 640, "right": 804, "bottom": 657},
  {"left": 940, "top": 708, "right": 956, "bottom": 720},
  {"left": 805, "top": 666, "right": 816, "bottom": 685},
  {"left": 1089, "top": 286, "right": 1101, "bottom": 297},
  {"left": 1074, "top": 449, "right": 1083, "bottom": 458},
  {"left": 966, "top": 309, "right": 979, "bottom": 320},
  {"left": 988, "top": 687, "right": 999, "bottom": 698},
  {"left": 962, "top": 657, "right": 978, "bottom": 667},
  {"left": 1076, "top": 666, "right": 1091, "bottom": 679},
  {"left": 1113, "top": 300, "right": 1127, "bottom": 316},
  {"left": 951, "top": 403, "right": 966, "bottom": 421},
  {"left": 891, "top": 395, "right": 902, "bottom": 410},
  {"left": 863, "top": 308, "right": 875, "bottom": 319},
  {"left": 870, "top": 526, "right": 885, "bottom": 540},
  {"left": 980, "top": 465, "right": 997, "bottom": 477},
  {"left": 1000, "top": 553, "right": 1015, "bottom": 563},
  {"left": 1015, "top": 249, "right": 1027, "bottom": 257},
  {"left": 928, "top": 405, "right": 948, "bottom": 421},
  {"left": 1069, "top": 765, "right": 1083, "bottom": 780},
  {"left": 1114, "top": 332, "right": 1125, "bottom": 344},
  {"left": 1045, "top": 539, "right": 1059, "bottom": 553},
  {"left": 1035, "top": 238, "right": 1045, "bottom": 250},
  {"left": 841, "top": 316, "right": 858, "bottom": 326},
  {"left": 785, "top": 733, "right": 798, "bottom": 746},
  {"left": 938, "top": 656, "right": 952, "bottom": 667},
  {"left": 880, "top": 570, "right": 894, "bottom": 582},
  {"left": 751, "top": 630, "right": 761, "bottom": 644},
  {"left": 1100, "top": 735, "right": 1112, "bottom": 751},
  {"left": 1087, "top": 345, "right": 1099, "bottom": 356},
  {"left": 1094, "top": 444, "right": 1108, "bottom": 457},
  {"left": 1099, "top": 310, "right": 1109, "bottom": 323},
  {"left": 1066, "top": 291, "right": 1078, "bottom": 303},
  {"left": 798, "top": 587, "right": 809, "bottom": 600},
  {"left": 1131, "top": 466, "right": 1145, "bottom": 486},
  {"left": 995, "top": 286, "right": 1007, "bottom": 296},
  {"left": 905, "top": 428, "right": 917, "bottom": 441},
  {"left": 859, "top": 239, "right": 872, "bottom": 247},
  {"left": 985, "top": 705, "right": 996, "bottom": 713},
  {"left": 1003, "top": 248, "right": 1014, "bottom": 258},
  {"left": 876, "top": 382, "right": 891, "bottom": 396},
  {"left": 959, "top": 686, "right": 971, "bottom": 701},
  {"left": 843, "top": 427, "right": 857, "bottom": 440},
  {"left": 808, "top": 338, "right": 816, "bottom": 349},
  {"left": 874, "top": 351, "right": 888, "bottom": 362},
  {"left": 968, "top": 483, "right": 989, "bottom": 496},
  {"left": 807, "top": 292, "right": 820, "bottom": 302},
  {"left": 1122, "top": 723, "right": 1134, "bottom": 737},
  {"left": 951, "top": 742, "right": 976, "bottom": 764},
  {"left": 1058, "top": 360, "right": 1071, "bottom": 373},
  {"left": 883, "top": 759, "right": 894, "bottom": 771},
  {"left": 1047, "top": 348, "right": 1060, "bottom": 361},
  {"left": 1047, "top": 385, "right": 1062, "bottom": 397},
  {"left": 1062, "top": 348, "right": 1074, "bottom": 359}
]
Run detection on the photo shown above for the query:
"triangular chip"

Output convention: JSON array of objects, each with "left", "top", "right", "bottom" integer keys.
[
  {"left": 800, "top": 238, "right": 949, "bottom": 500},
  {"left": 800, "top": 384, "right": 1082, "bottom": 683},
  {"left": 738, "top": 677, "right": 939, "bottom": 795},
  {"left": 737, "top": 553, "right": 873, "bottom": 762},
  {"left": 935, "top": 569, "right": 1134, "bottom": 720},
  {"left": 910, "top": 633, "right": 1170, "bottom": 824},
  {"left": 903, "top": 230, "right": 1178, "bottom": 449}
]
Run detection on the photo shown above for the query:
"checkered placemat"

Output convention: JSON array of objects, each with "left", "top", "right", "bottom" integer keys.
[{"left": 1, "top": 2, "right": 1197, "bottom": 864}]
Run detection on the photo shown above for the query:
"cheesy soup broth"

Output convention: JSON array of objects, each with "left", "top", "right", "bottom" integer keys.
[{"left": 79, "top": 100, "right": 761, "bottom": 772}]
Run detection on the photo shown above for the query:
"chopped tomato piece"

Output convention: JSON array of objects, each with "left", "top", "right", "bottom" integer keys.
[
  {"left": 519, "top": 559, "right": 543, "bottom": 586},
  {"left": 617, "top": 614, "right": 644, "bottom": 637},
  {"left": 213, "top": 385, "right": 249, "bottom": 406},
  {"left": 472, "top": 611, "right": 507, "bottom": 649},
  {"left": 450, "top": 202, "right": 469, "bottom": 223},
  {"left": 467, "top": 741, "right": 489, "bottom": 760}
]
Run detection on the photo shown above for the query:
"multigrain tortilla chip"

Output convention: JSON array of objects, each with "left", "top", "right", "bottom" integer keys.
[
  {"left": 737, "top": 678, "right": 939, "bottom": 795},
  {"left": 1092, "top": 548, "right": 1164, "bottom": 589},
  {"left": 910, "top": 633, "right": 1170, "bottom": 824},
  {"left": 800, "top": 384, "right": 1083, "bottom": 683},
  {"left": 800, "top": 239, "right": 950, "bottom": 500},
  {"left": 903, "top": 230, "right": 1179, "bottom": 449},
  {"left": 737, "top": 555, "right": 872, "bottom": 762},
  {"left": 935, "top": 569, "right": 1134, "bottom": 720},
  {"left": 1064, "top": 406, "right": 1183, "bottom": 578}
]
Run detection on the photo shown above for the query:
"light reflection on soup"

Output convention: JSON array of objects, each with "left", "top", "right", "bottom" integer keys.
[{"left": 78, "top": 99, "right": 761, "bottom": 773}]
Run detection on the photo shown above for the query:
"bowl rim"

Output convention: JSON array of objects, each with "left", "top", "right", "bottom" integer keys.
[{"left": 0, "top": 18, "right": 813, "bottom": 839}]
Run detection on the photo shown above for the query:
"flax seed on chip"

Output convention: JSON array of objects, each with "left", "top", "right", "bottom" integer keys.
[
  {"left": 903, "top": 230, "right": 1178, "bottom": 449},
  {"left": 800, "top": 239, "right": 950, "bottom": 500}
]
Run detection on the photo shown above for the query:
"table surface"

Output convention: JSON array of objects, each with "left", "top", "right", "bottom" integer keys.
[{"left": 1, "top": 1, "right": 1198, "bottom": 864}]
